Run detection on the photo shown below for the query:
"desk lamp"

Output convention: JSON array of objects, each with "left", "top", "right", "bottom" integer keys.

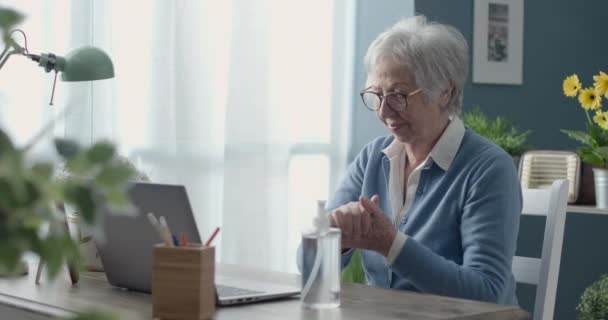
[{"left": 0, "top": 29, "right": 114, "bottom": 105}]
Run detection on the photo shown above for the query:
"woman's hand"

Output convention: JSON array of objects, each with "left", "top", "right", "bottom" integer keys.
[{"left": 330, "top": 195, "right": 396, "bottom": 257}]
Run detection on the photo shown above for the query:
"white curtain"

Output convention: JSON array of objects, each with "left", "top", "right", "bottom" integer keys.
[
  {"left": 0, "top": 0, "right": 71, "bottom": 160},
  {"left": 0, "top": 0, "right": 354, "bottom": 272}
]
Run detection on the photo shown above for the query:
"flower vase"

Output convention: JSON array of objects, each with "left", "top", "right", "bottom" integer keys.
[
  {"left": 592, "top": 167, "right": 608, "bottom": 209},
  {"left": 66, "top": 211, "right": 104, "bottom": 272},
  {"left": 578, "top": 162, "right": 596, "bottom": 205}
]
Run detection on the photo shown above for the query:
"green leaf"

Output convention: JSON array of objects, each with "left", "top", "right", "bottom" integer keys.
[
  {"left": 0, "top": 129, "right": 15, "bottom": 154},
  {"left": 86, "top": 142, "right": 115, "bottom": 165},
  {"left": 341, "top": 249, "right": 366, "bottom": 284},
  {"left": 0, "top": 8, "right": 24, "bottom": 33},
  {"left": 590, "top": 149, "right": 608, "bottom": 167},
  {"left": 30, "top": 162, "right": 54, "bottom": 180},
  {"left": 580, "top": 148, "right": 604, "bottom": 167},
  {"left": 0, "top": 178, "right": 17, "bottom": 209},
  {"left": 19, "top": 180, "right": 41, "bottom": 207},
  {"left": 561, "top": 130, "right": 595, "bottom": 147},
  {"left": 0, "top": 241, "right": 21, "bottom": 273},
  {"left": 54, "top": 139, "right": 81, "bottom": 159},
  {"left": 39, "top": 236, "right": 65, "bottom": 278},
  {"left": 105, "top": 189, "right": 131, "bottom": 208},
  {"left": 95, "top": 163, "right": 134, "bottom": 188},
  {"left": 64, "top": 184, "right": 96, "bottom": 224}
]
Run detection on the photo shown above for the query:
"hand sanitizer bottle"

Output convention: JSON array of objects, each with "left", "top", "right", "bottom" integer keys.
[{"left": 301, "top": 200, "right": 341, "bottom": 308}]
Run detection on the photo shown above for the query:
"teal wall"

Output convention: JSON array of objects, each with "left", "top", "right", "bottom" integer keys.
[{"left": 349, "top": 0, "right": 608, "bottom": 161}]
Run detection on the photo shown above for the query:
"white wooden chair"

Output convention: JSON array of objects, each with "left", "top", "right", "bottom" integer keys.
[{"left": 513, "top": 179, "right": 569, "bottom": 320}]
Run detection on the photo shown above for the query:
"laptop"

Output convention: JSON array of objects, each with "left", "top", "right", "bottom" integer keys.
[{"left": 95, "top": 182, "right": 300, "bottom": 306}]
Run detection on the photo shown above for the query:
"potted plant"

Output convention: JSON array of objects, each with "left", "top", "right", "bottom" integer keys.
[
  {"left": 561, "top": 72, "right": 608, "bottom": 208},
  {"left": 577, "top": 274, "right": 608, "bottom": 320},
  {"left": 463, "top": 106, "right": 531, "bottom": 167}
]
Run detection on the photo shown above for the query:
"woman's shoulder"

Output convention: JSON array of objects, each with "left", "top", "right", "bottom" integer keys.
[
  {"left": 351, "top": 135, "right": 394, "bottom": 165},
  {"left": 365, "top": 135, "right": 395, "bottom": 153},
  {"left": 458, "top": 129, "right": 514, "bottom": 167}
]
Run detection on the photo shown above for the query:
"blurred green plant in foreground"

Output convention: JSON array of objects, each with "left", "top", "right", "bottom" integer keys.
[{"left": 0, "top": 6, "right": 134, "bottom": 320}]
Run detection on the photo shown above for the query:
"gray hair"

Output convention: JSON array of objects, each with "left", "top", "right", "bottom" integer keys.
[{"left": 364, "top": 15, "right": 468, "bottom": 117}]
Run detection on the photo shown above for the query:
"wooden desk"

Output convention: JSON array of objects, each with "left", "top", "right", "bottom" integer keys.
[{"left": 0, "top": 263, "right": 529, "bottom": 320}]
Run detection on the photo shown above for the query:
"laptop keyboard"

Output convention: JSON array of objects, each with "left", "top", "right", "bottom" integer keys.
[{"left": 217, "top": 284, "right": 264, "bottom": 298}]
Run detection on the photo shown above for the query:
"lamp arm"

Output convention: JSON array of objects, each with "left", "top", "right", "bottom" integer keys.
[
  {"left": 0, "top": 45, "right": 10, "bottom": 64},
  {"left": 0, "top": 34, "right": 27, "bottom": 70},
  {"left": 0, "top": 48, "right": 23, "bottom": 70}
]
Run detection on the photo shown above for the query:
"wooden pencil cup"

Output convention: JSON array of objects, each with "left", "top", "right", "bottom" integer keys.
[{"left": 152, "top": 244, "right": 216, "bottom": 320}]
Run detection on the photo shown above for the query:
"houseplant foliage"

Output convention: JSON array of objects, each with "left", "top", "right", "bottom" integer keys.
[
  {"left": 0, "top": 133, "right": 135, "bottom": 277},
  {"left": 463, "top": 106, "right": 531, "bottom": 157},
  {"left": 341, "top": 250, "right": 365, "bottom": 284},
  {"left": 0, "top": 7, "right": 23, "bottom": 41},
  {"left": 577, "top": 274, "right": 608, "bottom": 320},
  {"left": 561, "top": 72, "right": 608, "bottom": 167},
  {"left": 1, "top": 7, "right": 129, "bottom": 319}
]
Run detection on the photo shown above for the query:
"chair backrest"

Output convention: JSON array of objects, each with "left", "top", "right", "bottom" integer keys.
[{"left": 513, "top": 179, "right": 569, "bottom": 320}]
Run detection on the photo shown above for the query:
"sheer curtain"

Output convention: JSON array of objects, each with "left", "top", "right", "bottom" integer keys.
[
  {"left": 0, "top": 0, "right": 71, "bottom": 160},
  {"left": 0, "top": 0, "right": 354, "bottom": 273}
]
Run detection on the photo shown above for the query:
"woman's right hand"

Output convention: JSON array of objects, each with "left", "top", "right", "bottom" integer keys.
[{"left": 330, "top": 198, "right": 377, "bottom": 248}]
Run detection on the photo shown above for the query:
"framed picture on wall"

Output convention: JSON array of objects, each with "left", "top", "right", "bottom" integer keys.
[{"left": 472, "top": 0, "right": 524, "bottom": 85}]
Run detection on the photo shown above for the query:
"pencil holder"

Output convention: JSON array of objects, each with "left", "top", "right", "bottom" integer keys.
[{"left": 152, "top": 244, "right": 216, "bottom": 320}]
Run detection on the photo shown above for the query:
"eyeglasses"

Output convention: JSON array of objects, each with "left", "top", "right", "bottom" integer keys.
[{"left": 360, "top": 88, "right": 422, "bottom": 112}]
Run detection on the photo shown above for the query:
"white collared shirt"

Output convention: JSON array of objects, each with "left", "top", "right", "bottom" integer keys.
[{"left": 383, "top": 117, "right": 466, "bottom": 265}]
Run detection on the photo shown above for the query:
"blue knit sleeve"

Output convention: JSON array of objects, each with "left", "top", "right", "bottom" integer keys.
[
  {"left": 326, "top": 147, "right": 368, "bottom": 211},
  {"left": 298, "top": 138, "right": 383, "bottom": 272},
  {"left": 390, "top": 152, "right": 521, "bottom": 304},
  {"left": 328, "top": 144, "right": 368, "bottom": 269}
]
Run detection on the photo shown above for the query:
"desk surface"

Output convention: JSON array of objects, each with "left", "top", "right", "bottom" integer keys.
[{"left": 0, "top": 263, "right": 529, "bottom": 320}]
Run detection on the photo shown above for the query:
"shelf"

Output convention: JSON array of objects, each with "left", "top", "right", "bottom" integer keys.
[{"left": 567, "top": 205, "right": 608, "bottom": 215}]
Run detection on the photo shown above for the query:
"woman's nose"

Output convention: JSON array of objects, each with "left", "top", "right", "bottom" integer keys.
[{"left": 377, "top": 98, "right": 396, "bottom": 119}]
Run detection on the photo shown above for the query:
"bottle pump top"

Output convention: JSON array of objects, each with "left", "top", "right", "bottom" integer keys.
[{"left": 313, "top": 200, "right": 330, "bottom": 232}]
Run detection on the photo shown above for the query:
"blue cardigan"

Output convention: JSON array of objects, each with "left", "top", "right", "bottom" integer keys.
[{"left": 330, "top": 129, "right": 521, "bottom": 305}]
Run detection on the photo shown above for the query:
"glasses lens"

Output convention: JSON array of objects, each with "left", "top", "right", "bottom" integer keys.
[
  {"left": 362, "top": 92, "right": 381, "bottom": 110},
  {"left": 386, "top": 94, "right": 407, "bottom": 111}
]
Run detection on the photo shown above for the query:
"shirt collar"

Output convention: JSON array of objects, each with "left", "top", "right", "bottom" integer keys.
[
  {"left": 381, "top": 117, "right": 465, "bottom": 171},
  {"left": 382, "top": 137, "right": 405, "bottom": 160},
  {"left": 430, "top": 117, "right": 465, "bottom": 171}
]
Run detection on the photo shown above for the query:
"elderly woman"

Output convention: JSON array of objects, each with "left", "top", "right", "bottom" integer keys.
[{"left": 329, "top": 16, "right": 520, "bottom": 304}]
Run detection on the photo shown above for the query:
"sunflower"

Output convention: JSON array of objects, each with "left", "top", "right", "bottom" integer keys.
[
  {"left": 563, "top": 74, "right": 581, "bottom": 97},
  {"left": 578, "top": 87, "right": 602, "bottom": 110},
  {"left": 594, "top": 110, "right": 608, "bottom": 130},
  {"left": 594, "top": 71, "right": 608, "bottom": 98}
]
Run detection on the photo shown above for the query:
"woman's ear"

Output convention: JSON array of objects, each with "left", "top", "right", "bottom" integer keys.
[{"left": 440, "top": 80, "right": 454, "bottom": 107}]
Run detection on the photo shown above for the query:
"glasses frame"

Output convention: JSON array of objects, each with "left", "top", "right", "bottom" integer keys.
[{"left": 359, "top": 88, "right": 422, "bottom": 112}]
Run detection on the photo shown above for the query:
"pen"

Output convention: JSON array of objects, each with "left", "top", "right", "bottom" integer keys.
[
  {"left": 205, "top": 227, "right": 220, "bottom": 247},
  {"left": 159, "top": 216, "right": 175, "bottom": 247},
  {"left": 180, "top": 232, "right": 188, "bottom": 247},
  {"left": 146, "top": 212, "right": 160, "bottom": 231},
  {"left": 147, "top": 212, "right": 172, "bottom": 246}
]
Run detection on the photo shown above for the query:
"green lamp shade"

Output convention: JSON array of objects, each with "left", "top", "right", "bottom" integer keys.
[{"left": 60, "top": 46, "right": 114, "bottom": 82}]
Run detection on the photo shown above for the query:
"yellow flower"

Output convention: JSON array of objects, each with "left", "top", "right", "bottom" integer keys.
[
  {"left": 563, "top": 74, "right": 581, "bottom": 97},
  {"left": 594, "top": 71, "right": 608, "bottom": 98},
  {"left": 594, "top": 110, "right": 608, "bottom": 129},
  {"left": 578, "top": 87, "right": 602, "bottom": 110}
]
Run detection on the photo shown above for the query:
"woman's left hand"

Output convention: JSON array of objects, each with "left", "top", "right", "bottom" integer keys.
[{"left": 340, "top": 195, "right": 397, "bottom": 257}]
